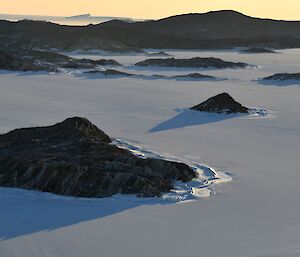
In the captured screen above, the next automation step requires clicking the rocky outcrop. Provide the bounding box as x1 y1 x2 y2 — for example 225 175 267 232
173 73 215 79
262 73 300 81
191 93 249 114
60 58 121 69
0 117 196 198
135 57 249 69
0 48 121 72
0 49 57 72
241 47 276 53
146 51 170 57
84 69 133 77
83 69 217 80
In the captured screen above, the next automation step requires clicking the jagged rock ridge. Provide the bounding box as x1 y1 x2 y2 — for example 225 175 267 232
191 93 249 114
0 117 196 198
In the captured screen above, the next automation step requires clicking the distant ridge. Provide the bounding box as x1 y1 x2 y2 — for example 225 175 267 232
1 10 300 51
66 14 92 20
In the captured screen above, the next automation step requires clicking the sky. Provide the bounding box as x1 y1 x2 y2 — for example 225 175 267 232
1 0 300 20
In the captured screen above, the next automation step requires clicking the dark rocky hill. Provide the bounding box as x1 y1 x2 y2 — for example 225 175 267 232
0 117 196 198
191 93 249 114
1 10 300 51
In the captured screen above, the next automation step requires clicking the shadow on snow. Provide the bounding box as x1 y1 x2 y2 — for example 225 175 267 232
0 187 171 241
149 109 238 133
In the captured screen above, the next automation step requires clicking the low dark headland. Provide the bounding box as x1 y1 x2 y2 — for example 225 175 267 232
0 117 196 198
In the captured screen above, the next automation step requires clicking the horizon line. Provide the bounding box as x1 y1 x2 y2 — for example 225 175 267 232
1 10 300 22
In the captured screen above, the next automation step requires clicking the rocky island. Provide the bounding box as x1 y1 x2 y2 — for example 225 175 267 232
135 57 250 69
84 69 134 77
262 73 300 81
191 93 249 114
173 73 216 80
0 117 196 198
84 69 217 80
241 47 276 53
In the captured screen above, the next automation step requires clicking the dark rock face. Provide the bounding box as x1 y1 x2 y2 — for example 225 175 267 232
0 117 196 198
191 93 249 114
262 73 300 81
135 57 249 69
0 48 121 72
242 47 276 53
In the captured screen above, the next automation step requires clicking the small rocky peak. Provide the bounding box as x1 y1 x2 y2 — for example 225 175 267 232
191 93 249 114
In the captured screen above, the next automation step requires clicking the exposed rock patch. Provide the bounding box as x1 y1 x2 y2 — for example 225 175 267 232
0 48 121 72
83 69 217 80
0 117 196 198
241 47 276 53
0 49 57 72
191 93 249 114
262 73 300 81
84 69 134 77
135 57 250 69
173 73 216 80
146 51 170 57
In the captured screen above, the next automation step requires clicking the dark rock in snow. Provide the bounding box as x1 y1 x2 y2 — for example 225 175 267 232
0 117 196 198
241 47 276 53
262 73 300 81
147 51 171 57
0 49 57 72
173 73 215 80
84 69 134 77
191 93 249 114
135 57 250 69
0 48 121 72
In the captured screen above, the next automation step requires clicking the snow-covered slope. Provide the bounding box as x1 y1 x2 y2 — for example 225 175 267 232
0 49 300 257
